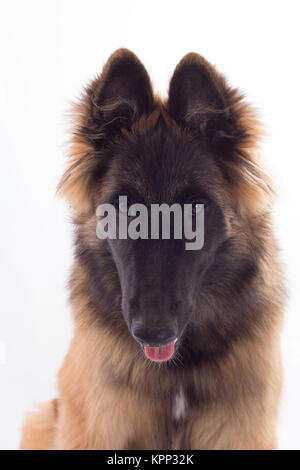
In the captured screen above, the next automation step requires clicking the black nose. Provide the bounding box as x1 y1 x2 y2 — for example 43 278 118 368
131 321 177 346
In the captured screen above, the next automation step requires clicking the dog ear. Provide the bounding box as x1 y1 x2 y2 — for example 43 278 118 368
58 49 154 215
168 53 272 216
167 53 236 146
87 48 155 143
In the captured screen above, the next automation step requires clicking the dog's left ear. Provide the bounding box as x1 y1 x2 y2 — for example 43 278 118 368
167 53 237 148
168 53 272 216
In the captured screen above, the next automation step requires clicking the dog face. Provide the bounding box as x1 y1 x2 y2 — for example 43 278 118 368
59 49 270 362
98 125 229 361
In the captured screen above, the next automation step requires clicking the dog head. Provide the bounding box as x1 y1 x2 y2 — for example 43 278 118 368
59 49 271 362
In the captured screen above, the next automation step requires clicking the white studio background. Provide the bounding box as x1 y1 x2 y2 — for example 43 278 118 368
0 0 299 450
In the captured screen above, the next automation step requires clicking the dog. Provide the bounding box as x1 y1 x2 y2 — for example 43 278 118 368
20 49 284 450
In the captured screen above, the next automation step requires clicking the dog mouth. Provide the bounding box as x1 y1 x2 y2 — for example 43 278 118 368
143 338 177 362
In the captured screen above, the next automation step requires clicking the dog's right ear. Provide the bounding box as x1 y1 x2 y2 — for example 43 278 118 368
58 49 154 214
87 48 155 142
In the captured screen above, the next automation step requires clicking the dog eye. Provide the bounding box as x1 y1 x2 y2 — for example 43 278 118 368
118 201 128 214
113 198 126 213
114 198 134 216
192 202 204 216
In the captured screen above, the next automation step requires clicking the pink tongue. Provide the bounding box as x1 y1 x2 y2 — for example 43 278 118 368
144 340 175 362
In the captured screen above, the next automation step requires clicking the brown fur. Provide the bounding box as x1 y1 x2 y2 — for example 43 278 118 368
20 49 284 450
